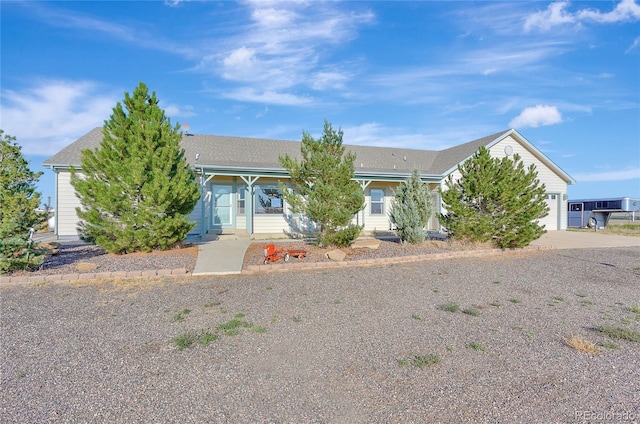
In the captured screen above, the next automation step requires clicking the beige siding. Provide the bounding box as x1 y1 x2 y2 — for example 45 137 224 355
364 184 391 232
188 202 204 235
254 216 289 234
489 136 567 230
56 171 82 238
440 136 568 231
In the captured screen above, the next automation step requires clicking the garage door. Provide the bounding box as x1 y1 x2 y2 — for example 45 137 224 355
539 194 559 230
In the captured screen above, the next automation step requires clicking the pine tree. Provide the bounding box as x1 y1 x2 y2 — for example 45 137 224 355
279 120 364 247
70 82 200 254
439 146 548 248
389 169 432 244
0 130 45 273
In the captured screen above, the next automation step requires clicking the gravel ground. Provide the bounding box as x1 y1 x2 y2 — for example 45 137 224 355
242 237 491 269
6 242 199 276
2 247 640 423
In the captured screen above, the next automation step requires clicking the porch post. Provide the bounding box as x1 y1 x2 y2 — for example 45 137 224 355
240 176 259 235
358 179 371 230
200 169 215 237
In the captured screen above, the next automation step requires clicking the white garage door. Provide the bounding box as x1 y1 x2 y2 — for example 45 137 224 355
539 194 559 230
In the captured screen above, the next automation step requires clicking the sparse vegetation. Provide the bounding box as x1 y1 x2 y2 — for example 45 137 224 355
172 331 199 350
596 326 640 343
412 354 442 369
397 359 409 367
597 340 619 350
468 342 485 351
509 298 522 304
218 318 252 336
564 335 602 354
171 311 264 350
172 308 191 322
490 301 502 307
438 301 460 313
412 314 422 320
462 307 481 317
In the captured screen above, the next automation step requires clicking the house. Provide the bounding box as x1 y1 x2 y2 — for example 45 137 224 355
43 127 574 240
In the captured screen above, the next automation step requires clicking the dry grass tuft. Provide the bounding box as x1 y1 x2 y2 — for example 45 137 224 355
563 335 602 354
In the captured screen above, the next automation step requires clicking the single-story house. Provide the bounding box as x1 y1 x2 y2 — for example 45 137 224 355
43 127 575 240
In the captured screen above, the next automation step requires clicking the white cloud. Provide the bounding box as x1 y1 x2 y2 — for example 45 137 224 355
572 168 640 182
524 2 575 32
626 36 640 52
209 1 375 102
525 0 640 32
162 103 196 119
0 80 117 156
221 87 313 106
509 105 563 128
340 122 468 150
577 0 640 24
310 70 350 90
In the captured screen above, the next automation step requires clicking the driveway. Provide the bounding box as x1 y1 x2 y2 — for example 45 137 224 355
530 230 640 249
2 246 639 423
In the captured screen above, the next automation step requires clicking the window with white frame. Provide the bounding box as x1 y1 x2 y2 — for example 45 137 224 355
255 184 283 214
237 187 245 215
370 188 384 215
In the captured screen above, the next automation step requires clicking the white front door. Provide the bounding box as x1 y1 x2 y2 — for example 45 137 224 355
212 184 232 228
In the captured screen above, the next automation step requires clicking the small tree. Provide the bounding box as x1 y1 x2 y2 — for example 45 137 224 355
0 130 45 273
71 82 200 254
389 169 432 244
279 120 364 247
439 146 548 248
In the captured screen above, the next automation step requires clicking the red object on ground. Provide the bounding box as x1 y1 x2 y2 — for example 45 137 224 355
262 244 307 264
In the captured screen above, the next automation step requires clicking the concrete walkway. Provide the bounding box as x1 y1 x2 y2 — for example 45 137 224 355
192 235 252 276
530 230 640 249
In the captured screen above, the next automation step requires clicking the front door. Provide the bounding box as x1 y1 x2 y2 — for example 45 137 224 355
212 184 232 228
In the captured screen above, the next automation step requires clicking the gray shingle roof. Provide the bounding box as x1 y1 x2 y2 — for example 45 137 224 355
43 127 513 178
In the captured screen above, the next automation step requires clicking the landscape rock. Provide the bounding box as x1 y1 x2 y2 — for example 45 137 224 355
325 249 346 261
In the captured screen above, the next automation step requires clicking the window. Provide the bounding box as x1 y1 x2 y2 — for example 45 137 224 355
370 188 384 215
546 194 557 200
255 184 283 214
570 203 582 212
237 187 245 215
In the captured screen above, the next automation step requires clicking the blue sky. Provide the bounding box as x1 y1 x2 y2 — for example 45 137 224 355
1 0 639 207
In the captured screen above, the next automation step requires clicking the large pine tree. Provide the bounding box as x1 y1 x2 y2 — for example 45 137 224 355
389 169 432 244
439 146 548 248
279 120 364 247
70 82 200 253
0 130 45 272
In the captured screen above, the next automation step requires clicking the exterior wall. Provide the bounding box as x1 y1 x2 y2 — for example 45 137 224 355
488 135 568 230
439 135 569 231
363 184 392 232
55 171 83 238
251 177 290 235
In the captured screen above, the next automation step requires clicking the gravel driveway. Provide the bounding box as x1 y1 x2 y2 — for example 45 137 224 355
2 247 639 423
